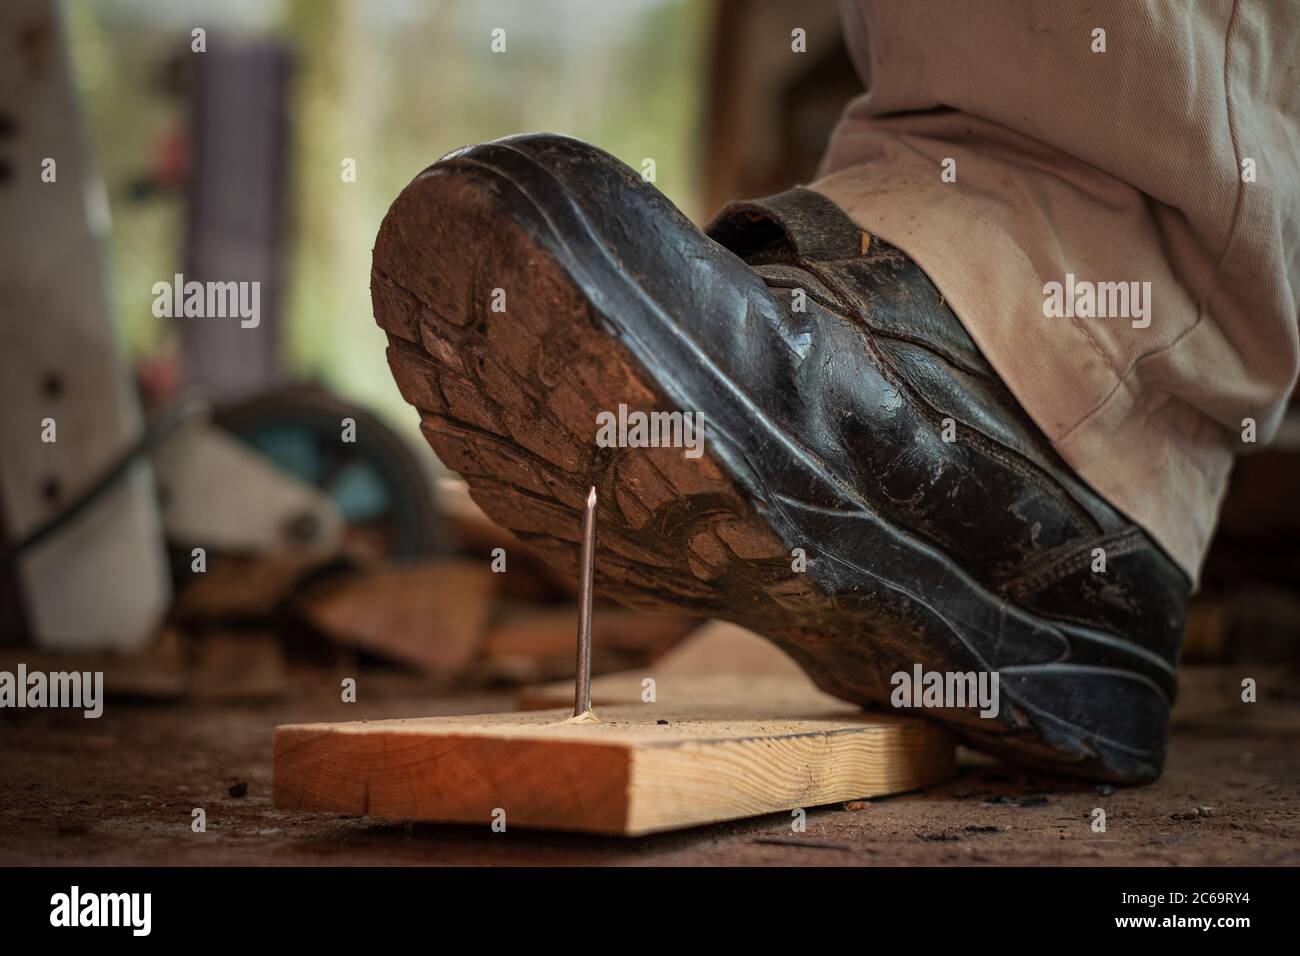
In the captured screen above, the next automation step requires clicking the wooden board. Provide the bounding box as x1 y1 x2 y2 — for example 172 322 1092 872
273 703 955 835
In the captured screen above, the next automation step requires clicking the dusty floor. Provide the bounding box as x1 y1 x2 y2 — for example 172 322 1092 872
2 674 1297 866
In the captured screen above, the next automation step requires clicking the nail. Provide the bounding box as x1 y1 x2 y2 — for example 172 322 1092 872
574 485 597 719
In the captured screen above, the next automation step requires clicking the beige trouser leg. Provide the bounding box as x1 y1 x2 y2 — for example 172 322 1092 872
812 0 1299 582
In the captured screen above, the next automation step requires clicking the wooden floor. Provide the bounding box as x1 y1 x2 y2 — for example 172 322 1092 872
2 671 1297 866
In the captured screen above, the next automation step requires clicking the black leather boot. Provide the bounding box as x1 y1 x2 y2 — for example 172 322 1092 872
372 134 1190 783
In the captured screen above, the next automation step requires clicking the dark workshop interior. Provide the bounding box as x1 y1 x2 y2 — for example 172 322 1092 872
0 0 1297 880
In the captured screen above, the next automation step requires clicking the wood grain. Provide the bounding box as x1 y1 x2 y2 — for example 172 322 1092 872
273 703 955 835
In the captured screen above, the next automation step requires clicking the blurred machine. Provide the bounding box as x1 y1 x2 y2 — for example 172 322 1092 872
215 386 438 561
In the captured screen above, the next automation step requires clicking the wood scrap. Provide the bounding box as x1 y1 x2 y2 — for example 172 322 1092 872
642 619 807 677
188 631 289 701
295 559 494 678
516 619 832 710
480 605 698 683
173 553 332 624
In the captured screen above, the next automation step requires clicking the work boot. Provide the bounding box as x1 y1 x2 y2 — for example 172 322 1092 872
371 133 1190 783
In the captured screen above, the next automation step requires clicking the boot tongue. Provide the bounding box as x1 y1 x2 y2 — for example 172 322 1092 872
706 187 866 264
711 189 1000 385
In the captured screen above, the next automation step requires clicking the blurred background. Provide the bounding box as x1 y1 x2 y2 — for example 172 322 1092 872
74 0 713 421
0 0 1295 717
68 0 855 422
0 0 862 697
